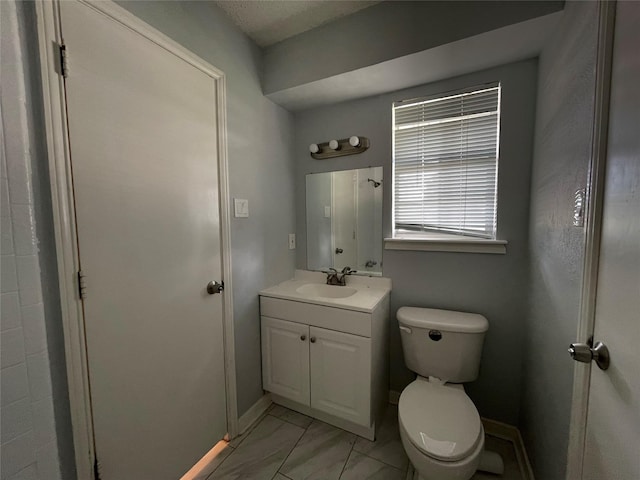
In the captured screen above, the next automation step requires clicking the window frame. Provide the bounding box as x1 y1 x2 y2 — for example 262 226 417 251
387 82 507 254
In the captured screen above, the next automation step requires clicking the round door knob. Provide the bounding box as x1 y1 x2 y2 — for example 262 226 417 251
568 341 610 370
568 343 593 363
310 337 316 343
300 335 306 341
206 280 224 295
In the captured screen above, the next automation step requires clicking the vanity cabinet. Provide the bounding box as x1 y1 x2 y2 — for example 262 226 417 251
261 317 310 406
261 317 371 426
259 290 389 440
309 326 371 426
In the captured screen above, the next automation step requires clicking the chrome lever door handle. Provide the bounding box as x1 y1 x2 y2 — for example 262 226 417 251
206 280 224 295
568 341 610 370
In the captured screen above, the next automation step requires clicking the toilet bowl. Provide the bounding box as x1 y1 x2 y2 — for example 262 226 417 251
398 377 484 480
396 307 501 480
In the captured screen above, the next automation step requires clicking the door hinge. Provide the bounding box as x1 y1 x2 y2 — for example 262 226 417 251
77 270 87 299
59 43 68 78
573 188 586 227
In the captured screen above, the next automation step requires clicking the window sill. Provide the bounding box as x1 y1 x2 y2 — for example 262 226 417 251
384 236 507 254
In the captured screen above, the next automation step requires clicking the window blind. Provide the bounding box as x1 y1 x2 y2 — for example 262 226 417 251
393 85 501 239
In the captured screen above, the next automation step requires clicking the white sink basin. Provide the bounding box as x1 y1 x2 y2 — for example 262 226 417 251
296 283 358 299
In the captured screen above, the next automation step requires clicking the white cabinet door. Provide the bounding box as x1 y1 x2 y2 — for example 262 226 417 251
309 327 371 426
261 317 310 405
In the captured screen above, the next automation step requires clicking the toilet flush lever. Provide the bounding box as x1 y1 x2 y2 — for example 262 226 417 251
568 341 610 370
399 326 412 334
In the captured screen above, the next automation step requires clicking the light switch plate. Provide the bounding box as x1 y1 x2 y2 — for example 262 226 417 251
288 233 296 250
324 206 331 218
234 198 249 218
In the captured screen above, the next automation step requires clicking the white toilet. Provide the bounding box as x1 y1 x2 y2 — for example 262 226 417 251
397 307 502 480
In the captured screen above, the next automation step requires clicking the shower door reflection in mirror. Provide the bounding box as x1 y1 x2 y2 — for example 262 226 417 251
306 167 383 275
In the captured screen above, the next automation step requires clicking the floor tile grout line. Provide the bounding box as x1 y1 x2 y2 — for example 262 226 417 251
336 441 356 479
275 417 317 477
268 406 408 479
364 456 405 473
352 446 408 472
272 472 294 480
207 413 306 480
267 412 313 431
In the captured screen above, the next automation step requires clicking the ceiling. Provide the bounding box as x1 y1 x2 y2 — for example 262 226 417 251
213 0 381 47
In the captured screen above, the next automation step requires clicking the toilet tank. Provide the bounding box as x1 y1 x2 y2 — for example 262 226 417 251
397 307 489 383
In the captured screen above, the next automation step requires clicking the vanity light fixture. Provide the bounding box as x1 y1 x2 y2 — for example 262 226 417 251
309 136 370 160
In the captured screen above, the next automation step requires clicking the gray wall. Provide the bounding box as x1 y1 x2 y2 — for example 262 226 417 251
1 1 74 478
294 59 538 425
521 2 598 479
264 1 562 95
114 1 297 417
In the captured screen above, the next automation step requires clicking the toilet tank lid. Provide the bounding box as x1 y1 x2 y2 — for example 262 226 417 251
397 307 488 333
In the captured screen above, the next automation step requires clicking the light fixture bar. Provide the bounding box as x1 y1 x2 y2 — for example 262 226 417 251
309 136 370 160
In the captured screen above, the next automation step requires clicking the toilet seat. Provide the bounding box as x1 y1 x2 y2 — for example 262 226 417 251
398 379 482 462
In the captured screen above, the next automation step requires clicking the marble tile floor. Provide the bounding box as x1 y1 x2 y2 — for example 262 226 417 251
197 404 523 480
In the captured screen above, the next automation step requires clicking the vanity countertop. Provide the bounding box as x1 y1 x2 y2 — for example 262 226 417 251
260 270 392 313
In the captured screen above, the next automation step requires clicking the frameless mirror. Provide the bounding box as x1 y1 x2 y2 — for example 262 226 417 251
306 167 383 275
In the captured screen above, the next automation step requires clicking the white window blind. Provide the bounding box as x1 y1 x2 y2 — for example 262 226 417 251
393 84 501 239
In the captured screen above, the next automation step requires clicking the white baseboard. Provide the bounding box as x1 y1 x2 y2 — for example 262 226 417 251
238 393 272 434
481 418 535 480
388 390 401 405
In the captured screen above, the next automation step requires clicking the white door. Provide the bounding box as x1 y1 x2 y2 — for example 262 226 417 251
582 2 640 479
261 317 310 405
310 327 370 426
332 170 358 269
60 2 227 478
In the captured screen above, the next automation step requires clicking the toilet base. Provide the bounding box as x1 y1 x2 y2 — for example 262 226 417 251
408 449 505 480
478 450 504 475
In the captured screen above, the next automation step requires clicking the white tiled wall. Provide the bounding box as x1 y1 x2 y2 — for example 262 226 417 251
0 1 62 479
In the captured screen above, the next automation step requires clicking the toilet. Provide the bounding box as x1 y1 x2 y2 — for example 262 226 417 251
397 307 503 480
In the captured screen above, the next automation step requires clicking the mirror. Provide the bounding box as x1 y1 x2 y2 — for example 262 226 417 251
306 167 383 275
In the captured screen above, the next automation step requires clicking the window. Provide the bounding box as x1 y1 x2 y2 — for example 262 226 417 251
392 84 501 241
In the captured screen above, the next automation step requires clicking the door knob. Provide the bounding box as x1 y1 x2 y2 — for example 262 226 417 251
310 337 316 343
206 280 224 295
335 248 344 254
568 341 610 370
300 335 306 341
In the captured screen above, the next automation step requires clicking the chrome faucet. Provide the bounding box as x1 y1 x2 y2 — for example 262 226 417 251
326 267 356 286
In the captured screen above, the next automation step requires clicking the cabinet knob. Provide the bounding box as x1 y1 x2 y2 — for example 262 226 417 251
310 337 316 343
300 335 306 341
